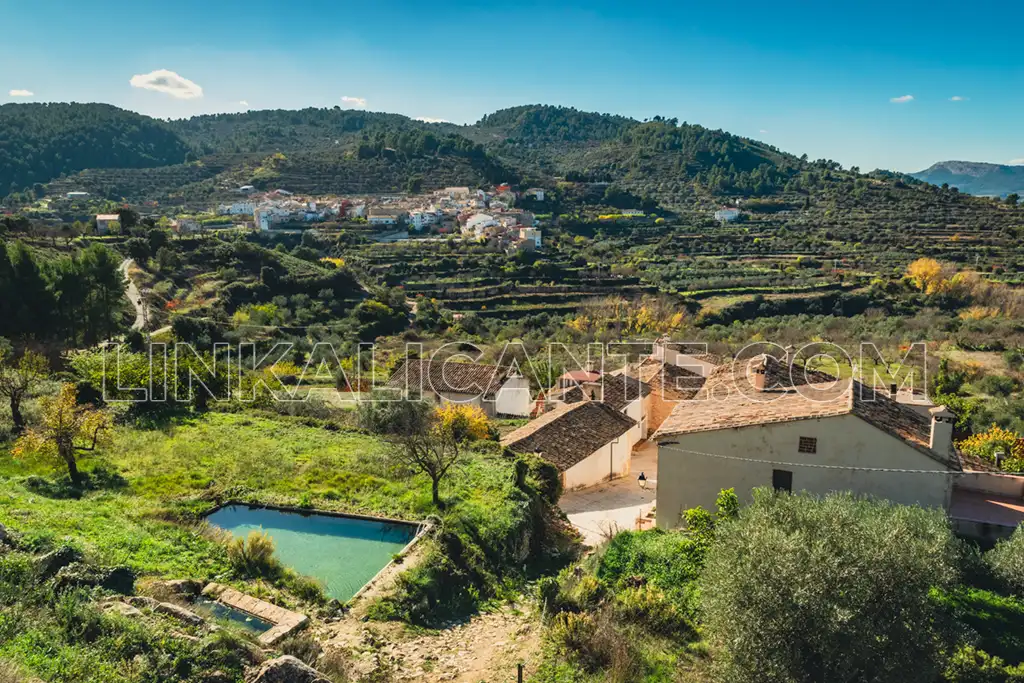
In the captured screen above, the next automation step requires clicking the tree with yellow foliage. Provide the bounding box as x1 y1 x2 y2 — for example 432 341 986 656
905 258 951 295
13 383 112 486
956 424 1024 472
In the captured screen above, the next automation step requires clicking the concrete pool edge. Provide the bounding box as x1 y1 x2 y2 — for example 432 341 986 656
202 582 309 645
349 516 433 604
203 500 426 531
202 500 435 605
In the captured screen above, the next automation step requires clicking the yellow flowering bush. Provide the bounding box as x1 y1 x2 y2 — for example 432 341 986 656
956 424 1024 472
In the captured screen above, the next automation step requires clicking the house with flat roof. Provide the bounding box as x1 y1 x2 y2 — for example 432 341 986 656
94 214 120 235
652 354 960 528
503 401 637 490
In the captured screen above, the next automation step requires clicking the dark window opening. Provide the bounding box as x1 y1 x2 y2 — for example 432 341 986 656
798 436 817 454
773 469 793 493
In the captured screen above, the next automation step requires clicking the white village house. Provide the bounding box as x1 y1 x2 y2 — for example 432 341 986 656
549 373 653 448
503 401 637 490
652 355 961 528
385 359 531 418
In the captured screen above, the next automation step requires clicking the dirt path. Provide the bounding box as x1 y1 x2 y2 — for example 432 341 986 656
119 258 147 331
321 600 543 682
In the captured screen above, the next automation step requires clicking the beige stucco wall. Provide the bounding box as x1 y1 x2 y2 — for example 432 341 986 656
655 414 954 529
563 434 632 490
623 398 646 446
956 472 1024 498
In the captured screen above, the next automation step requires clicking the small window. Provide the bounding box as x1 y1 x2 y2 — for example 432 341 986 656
798 436 817 454
773 469 793 493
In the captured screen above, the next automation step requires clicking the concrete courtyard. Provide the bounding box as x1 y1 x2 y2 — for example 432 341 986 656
560 441 658 546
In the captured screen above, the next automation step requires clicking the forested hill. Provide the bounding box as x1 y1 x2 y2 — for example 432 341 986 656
0 103 191 195
2 101 1009 211
911 161 1024 198
168 107 459 155
473 104 637 143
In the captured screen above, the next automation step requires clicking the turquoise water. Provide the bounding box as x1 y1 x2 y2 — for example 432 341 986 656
206 505 418 601
193 598 273 634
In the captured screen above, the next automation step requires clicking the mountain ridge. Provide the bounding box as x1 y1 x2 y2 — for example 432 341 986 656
911 160 1024 197
0 102 1013 212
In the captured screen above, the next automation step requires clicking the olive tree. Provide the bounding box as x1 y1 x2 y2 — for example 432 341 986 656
988 524 1024 596
358 394 489 507
701 489 959 683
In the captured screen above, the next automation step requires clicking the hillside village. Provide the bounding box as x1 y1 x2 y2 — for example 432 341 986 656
69 184 547 253
383 343 1024 546
2 102 1024 683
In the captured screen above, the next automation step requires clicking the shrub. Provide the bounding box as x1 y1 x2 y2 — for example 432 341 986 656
957 425 1024 472
980 375 1021 399
537 576 563 616
279 634 323 666
613 585 693 638
988 526 1024 596
53 589 105 643
569 575 606 610
597 529 705 611
549 612 602 668
548 610 639 679
226 530 281 578
285 571 328 605
701 489 960 683
944 646 1024 683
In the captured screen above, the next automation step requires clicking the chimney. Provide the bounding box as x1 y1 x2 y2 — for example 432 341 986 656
751 355 768 392
889 383 898 398
929 405 955 455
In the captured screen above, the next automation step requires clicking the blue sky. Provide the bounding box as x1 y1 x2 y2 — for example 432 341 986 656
3 0 1023 172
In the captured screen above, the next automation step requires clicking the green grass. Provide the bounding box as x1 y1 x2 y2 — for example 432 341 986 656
0 409 555 680
935 587 1024 665
0 411 510 580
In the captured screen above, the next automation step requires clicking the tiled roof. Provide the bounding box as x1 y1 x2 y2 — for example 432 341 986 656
559 370 601 382
654 355 958 469
551 373 651 412
386 359 511 398
628 358 705 399
502 401 636 472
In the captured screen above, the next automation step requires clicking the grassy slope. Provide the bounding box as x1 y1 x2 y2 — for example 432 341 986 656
0 412 506 579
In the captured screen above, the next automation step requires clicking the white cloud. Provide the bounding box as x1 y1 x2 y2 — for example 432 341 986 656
341 96 367 108
8 89 33 97
1008 159 1024 166
415 116 450 123
949 95 967 101
759 129 768 134
890 94 914 103
239 100 249 107
129 69 203 99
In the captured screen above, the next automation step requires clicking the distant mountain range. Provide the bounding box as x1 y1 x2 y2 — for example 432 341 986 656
910 161 1024 198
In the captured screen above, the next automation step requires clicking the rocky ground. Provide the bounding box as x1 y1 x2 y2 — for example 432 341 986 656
319 599 543 682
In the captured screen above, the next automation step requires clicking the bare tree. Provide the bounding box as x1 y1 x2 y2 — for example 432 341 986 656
358 396 489 507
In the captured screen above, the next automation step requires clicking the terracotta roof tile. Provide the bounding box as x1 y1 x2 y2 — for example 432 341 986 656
386 359 511 398
550 373 651 412
502 401 636 471
628 358 705 399
654 355 958 469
